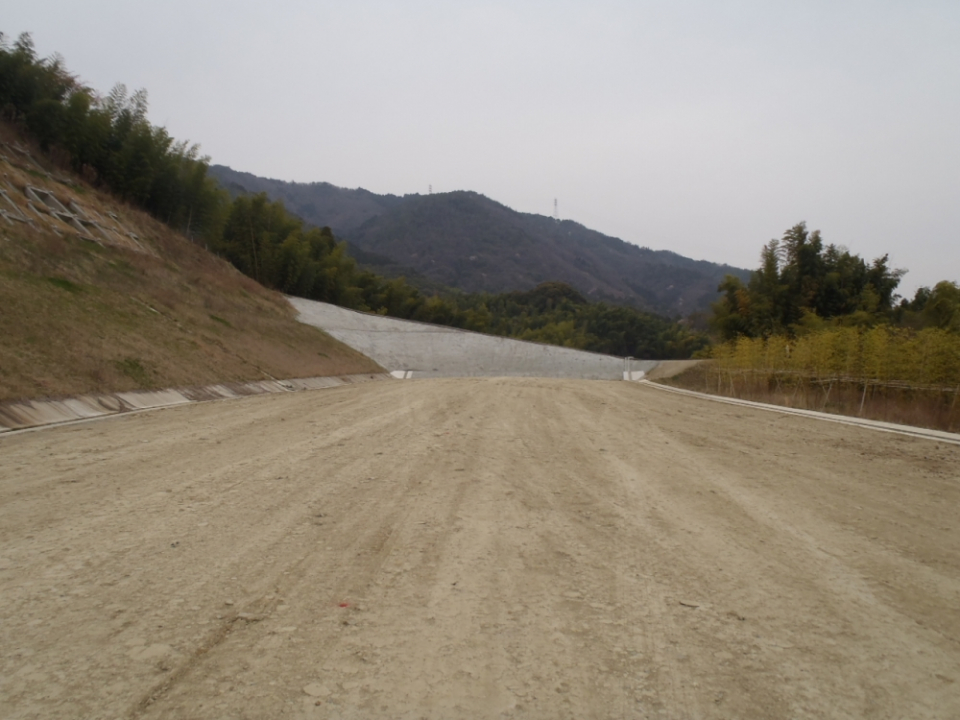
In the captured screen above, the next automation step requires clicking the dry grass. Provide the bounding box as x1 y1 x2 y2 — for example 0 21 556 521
664 361 960 434
0 127 382 402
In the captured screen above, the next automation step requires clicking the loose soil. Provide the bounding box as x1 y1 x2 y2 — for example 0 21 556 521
1 378 958 719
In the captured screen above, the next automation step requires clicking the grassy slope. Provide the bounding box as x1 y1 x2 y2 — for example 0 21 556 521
0 130 382 402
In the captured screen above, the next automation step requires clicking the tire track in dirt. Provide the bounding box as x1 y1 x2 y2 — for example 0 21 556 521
129 383 465 717
527 381 702 718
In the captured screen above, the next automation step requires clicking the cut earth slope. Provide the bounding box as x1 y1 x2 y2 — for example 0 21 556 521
0 126 382 402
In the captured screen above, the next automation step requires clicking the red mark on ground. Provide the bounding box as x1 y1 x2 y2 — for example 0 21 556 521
339 602 350 608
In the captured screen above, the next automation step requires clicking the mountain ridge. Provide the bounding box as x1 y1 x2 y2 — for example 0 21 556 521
209 165 749 316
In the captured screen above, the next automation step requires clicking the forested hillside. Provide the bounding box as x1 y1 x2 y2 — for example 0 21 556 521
1 33 706 361
212 164 403 234
346 191 748 316
211 194 707 359
209 166 750 316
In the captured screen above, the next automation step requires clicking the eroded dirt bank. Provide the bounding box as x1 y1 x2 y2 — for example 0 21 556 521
1 378 958 719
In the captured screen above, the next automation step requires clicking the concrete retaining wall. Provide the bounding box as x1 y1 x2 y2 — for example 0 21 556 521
289 297 659 380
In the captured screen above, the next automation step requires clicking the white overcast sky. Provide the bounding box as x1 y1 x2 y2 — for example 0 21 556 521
7 1 959 295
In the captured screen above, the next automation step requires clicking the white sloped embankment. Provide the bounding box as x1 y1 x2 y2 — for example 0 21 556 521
287 296 657 380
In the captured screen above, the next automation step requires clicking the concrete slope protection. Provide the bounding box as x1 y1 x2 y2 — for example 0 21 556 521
2 378 958 719
0 374 391 434
289 296 656 380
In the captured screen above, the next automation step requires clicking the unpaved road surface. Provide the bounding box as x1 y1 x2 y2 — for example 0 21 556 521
1 378 958 719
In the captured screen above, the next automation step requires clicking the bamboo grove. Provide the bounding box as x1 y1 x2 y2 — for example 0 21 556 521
704 221 960 429
714 328 960 391
704 328 960 431
708 221 960 387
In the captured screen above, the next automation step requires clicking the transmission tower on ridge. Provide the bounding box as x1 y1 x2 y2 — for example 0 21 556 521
553 198 559 223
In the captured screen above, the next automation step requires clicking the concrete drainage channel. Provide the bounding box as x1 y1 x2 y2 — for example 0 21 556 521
0 374 391 435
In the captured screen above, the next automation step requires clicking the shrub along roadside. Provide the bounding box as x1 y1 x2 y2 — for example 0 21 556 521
667 328 960 432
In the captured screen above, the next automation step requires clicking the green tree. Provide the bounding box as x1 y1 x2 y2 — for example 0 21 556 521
711 222 906 340
923 281 960 331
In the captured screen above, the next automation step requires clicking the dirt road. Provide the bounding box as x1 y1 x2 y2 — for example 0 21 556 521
1 378 958 719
